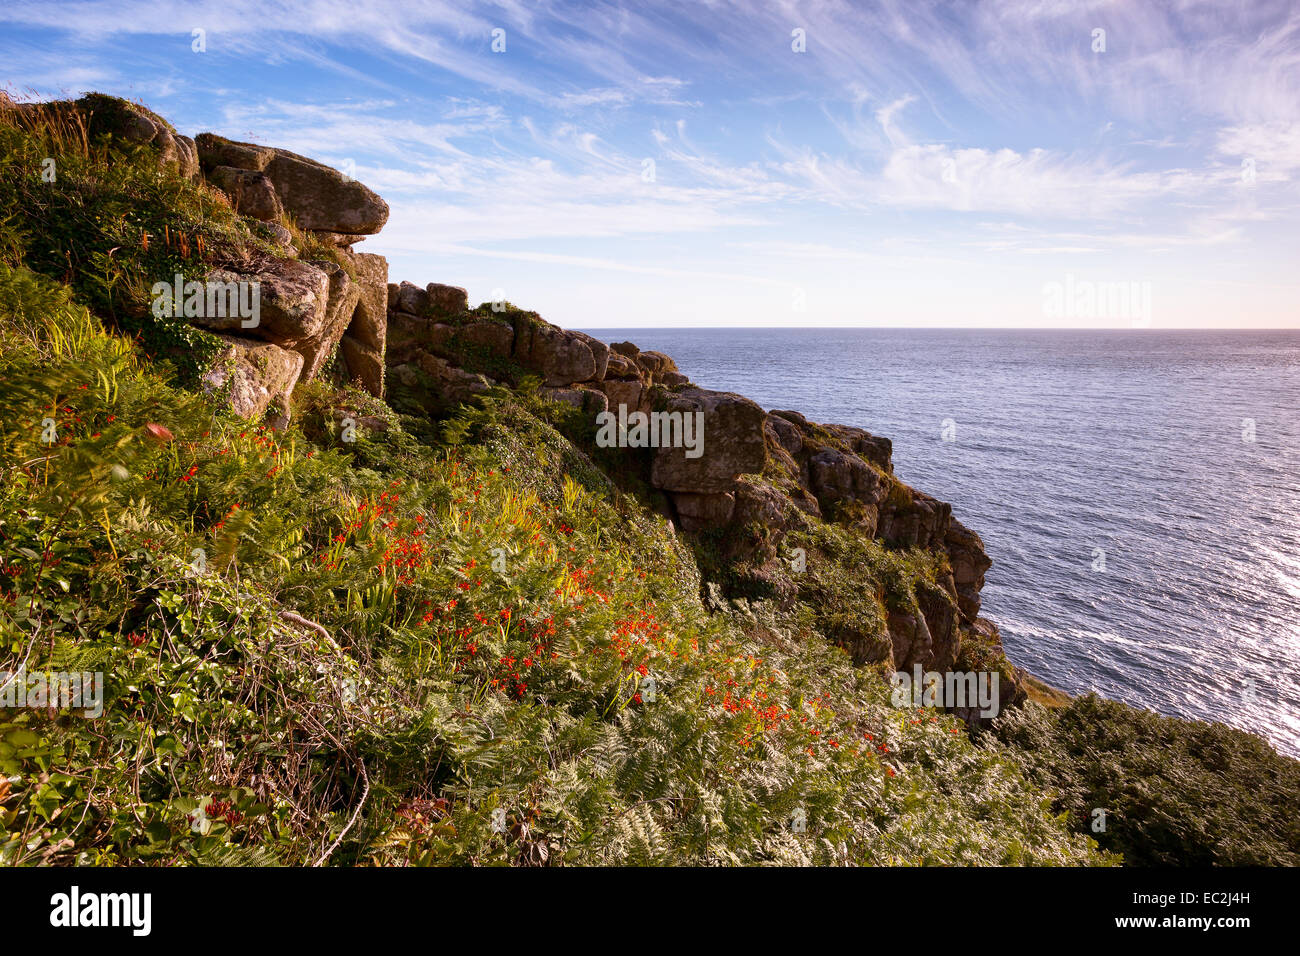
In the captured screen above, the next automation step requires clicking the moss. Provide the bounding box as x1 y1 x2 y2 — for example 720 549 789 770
885 478 914 508
76 92 180 136
440 334 528 384
468 300 538 323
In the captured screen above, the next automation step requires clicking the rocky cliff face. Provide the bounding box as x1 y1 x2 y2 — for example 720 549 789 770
61 99 1020 723
374 286 1020 717
8 96 396 423
188 133 391 418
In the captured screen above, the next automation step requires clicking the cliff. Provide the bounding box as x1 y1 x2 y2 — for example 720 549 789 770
377 286 1022 721
1 92 1296 867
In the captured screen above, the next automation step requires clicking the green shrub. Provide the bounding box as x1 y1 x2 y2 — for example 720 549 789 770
993 694 1300 865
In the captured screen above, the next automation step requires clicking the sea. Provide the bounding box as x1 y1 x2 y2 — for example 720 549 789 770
580 328 1300 758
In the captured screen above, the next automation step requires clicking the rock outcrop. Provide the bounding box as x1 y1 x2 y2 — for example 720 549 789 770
649 389 767 494
183 133 392 409
3 93 198 180
195 134 389 234
370 284 1022 714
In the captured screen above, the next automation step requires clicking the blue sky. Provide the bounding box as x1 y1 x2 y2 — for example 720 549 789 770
4 0 1299 327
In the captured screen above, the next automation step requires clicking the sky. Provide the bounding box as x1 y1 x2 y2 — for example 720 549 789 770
3 0 1299 328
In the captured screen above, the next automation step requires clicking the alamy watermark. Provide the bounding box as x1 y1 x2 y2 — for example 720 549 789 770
1042 273 1152 326
889 665 1000 719
50 886 150 936
594 403 704 458
2 668 104 718
151 273 260 328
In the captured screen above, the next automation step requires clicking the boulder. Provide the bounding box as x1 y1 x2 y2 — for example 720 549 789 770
426 283 468 318
765 414 803 457
263 150 389 234
886 608 933 672
201 336 303 428
769 409 810 427
916 583 960 674
878 489 952 550
649 388 767 494
513 320 597 385
808 448 886 507
207 165 282 222
573 332 609 381
195 133 275 172
194 134 389 234
672 491 736 532
598 379 646 416
605 351 640 379
339 252 388 396
391 281 467 319
190 259 330 344
824 423 893 472
249 258 331 345
805 447 887 532
945 519 992 623
394 281 430 316
733 481 813 530
635 350 676 377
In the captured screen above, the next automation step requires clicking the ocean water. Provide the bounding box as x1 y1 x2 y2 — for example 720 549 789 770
581 328 1300 758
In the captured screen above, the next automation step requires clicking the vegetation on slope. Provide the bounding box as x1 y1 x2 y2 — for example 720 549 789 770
994 695 1300 866
0 92 332 382
0 262 1113 864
